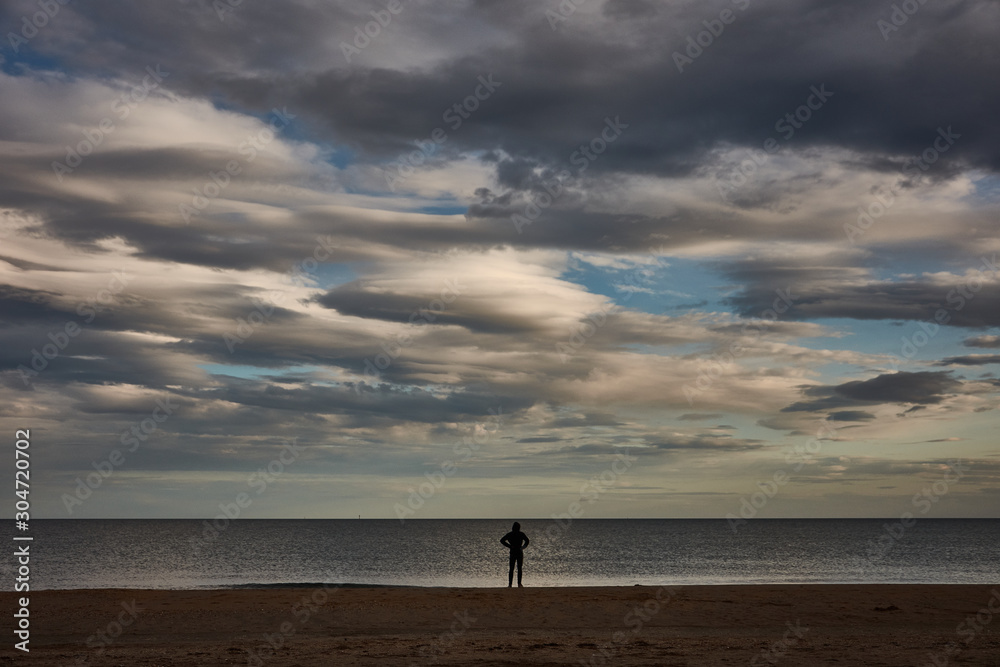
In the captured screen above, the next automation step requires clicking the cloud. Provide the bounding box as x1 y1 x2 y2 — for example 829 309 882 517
783 371 963 414
645 433 765 452
827 410 876 422
936 354 1000 366
2 0 999 519
725 256 1000 328
963 335 1000 348
836 371 961 404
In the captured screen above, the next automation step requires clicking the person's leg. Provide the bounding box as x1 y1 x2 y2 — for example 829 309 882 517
508 554 515 587
516 552 523 587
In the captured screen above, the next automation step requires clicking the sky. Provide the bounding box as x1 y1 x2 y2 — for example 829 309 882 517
1 0 998 520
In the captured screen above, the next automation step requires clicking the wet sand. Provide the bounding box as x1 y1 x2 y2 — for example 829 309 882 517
3 584 999 665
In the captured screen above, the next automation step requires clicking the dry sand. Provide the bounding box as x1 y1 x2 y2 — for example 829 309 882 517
3 584 999 666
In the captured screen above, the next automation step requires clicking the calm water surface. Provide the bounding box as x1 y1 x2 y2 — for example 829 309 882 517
14 518 1000 590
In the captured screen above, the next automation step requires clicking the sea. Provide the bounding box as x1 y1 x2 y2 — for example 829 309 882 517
12 519 1000 590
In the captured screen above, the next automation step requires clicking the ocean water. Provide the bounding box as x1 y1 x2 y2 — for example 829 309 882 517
12 519 1000 590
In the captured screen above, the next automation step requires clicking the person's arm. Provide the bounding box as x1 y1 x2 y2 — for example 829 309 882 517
500 534 511 549
522 534 530 549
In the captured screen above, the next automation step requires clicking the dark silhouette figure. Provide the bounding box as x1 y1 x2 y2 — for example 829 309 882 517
500 521 530 587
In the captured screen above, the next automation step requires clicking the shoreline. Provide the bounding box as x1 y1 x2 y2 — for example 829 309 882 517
4 584 998 665
17 581 1000 591
21 580 1000 595
22 578 1000 591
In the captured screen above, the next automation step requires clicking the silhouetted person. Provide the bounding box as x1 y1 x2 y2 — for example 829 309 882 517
500 521 530 587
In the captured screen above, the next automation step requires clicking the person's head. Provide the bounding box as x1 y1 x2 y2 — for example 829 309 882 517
512 521 520 531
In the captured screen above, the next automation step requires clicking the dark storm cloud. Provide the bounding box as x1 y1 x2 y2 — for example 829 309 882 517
0 284 69 324
0 327 205 390
783 371 961 414
2 0 995 278
10 0 1000 179
285 2 991 176
0 154 345 271
935 354 1000 366
837 371 960 403
724 256 1000 327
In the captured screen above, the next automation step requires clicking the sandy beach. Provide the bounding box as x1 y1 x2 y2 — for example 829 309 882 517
3 584 999 666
